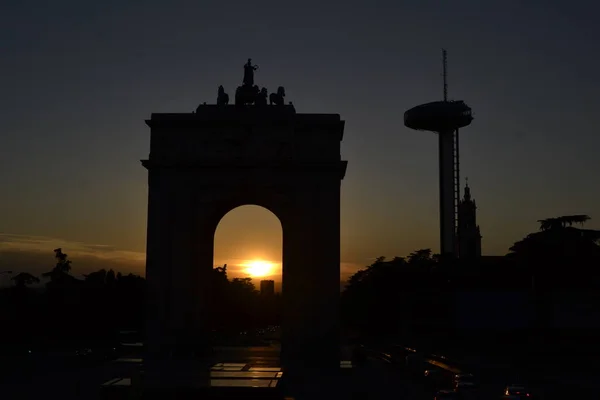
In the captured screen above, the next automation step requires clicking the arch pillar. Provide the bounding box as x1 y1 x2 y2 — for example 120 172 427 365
144 170 215 388
281 174 341 375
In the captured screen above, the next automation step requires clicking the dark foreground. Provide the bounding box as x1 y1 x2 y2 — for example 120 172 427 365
0 344 424 399
1 342 598 399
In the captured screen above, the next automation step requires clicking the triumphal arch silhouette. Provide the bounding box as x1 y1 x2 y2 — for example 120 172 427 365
142 61 347 380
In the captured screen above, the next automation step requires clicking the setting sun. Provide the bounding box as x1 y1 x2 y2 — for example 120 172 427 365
243 260 274 277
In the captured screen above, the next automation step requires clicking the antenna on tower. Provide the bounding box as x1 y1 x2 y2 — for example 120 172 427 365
442 48 448 102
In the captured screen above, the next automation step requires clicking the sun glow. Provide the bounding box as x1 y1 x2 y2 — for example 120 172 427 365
244 260 274 277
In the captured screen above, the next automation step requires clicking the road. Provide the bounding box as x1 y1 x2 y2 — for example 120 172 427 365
365 342 600 400
2 343 592 400
0 345 433 400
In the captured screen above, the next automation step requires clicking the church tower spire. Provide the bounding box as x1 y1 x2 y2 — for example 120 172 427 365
464 177 471 201
457 177 482 258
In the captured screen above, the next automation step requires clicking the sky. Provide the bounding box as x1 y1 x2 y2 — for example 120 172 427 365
1 0 599 286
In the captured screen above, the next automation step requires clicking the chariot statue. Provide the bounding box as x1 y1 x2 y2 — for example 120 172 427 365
233 59 289 107
236 59 261 105
235 84 260 106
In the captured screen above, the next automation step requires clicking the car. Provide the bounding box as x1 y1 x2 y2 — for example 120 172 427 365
453 372 477 392
434 389 461 399
504 384 531 398
453 373 474 385
424 368 450 386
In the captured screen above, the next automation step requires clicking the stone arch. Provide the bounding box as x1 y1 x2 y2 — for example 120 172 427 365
207 195 288 236
142 106 347 381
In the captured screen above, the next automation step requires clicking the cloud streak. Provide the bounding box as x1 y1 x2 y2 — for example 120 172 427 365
0 233 145 263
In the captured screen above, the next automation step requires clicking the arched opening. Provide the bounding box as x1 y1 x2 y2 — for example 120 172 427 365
211 205 282 352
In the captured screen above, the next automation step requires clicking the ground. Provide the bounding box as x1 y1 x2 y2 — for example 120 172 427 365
1 342 597 399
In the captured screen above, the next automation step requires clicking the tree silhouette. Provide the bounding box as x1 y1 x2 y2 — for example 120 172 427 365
0 248 148 351
508 214 600 330
407 248 436 266
210 265 230 331
53 248 71 272
2 213 598 367
341 249 450 341
342 248 514 348
212 264 229 288
509 215 600 274
42 248 77 287
83 269 108 287
106 269 116 288
537 215 592 231
230 277 257 296
11 272 40 288
228 277 260 329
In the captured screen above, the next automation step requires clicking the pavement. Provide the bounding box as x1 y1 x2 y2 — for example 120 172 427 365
1 355 117 399
0 344 433 400
5 342 594 400
348 354 432 400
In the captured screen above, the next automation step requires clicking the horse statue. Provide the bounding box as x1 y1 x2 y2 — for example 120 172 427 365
217 85 229 106
269 86 286 106
235 84 260 106
255 87 268 106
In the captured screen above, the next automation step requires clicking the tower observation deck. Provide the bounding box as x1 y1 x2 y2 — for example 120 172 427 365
403 50 474 258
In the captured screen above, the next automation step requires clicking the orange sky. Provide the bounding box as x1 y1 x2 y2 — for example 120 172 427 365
2 1 600 289
2 201 599 289
0 205 358 286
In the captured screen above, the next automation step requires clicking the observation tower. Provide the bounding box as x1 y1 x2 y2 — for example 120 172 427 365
404 50 473 258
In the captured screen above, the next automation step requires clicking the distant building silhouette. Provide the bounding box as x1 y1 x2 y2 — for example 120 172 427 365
260 280 275 296
457 180 482 258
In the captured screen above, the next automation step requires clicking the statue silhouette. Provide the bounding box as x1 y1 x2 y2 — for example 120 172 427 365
255 87 268 106
269 86 286 106
243 58 258 87
235 84 259 106
217 85 229 106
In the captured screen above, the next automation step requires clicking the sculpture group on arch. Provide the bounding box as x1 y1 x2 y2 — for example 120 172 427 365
216 59 287 107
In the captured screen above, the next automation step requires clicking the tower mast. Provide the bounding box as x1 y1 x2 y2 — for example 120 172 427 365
443 49 461 257
404 49 473 259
